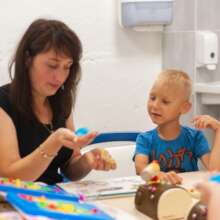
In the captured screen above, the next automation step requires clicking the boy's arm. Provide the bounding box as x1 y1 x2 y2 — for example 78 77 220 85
204 127 220 170
134 154 149 175
200 153 209 169
193 115 220 170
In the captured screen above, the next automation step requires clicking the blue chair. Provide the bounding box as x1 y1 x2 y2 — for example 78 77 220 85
62 131 140 182
90 131 140 145
82 131 140 181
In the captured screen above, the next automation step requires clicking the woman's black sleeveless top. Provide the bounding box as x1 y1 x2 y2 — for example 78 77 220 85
0 84 73 184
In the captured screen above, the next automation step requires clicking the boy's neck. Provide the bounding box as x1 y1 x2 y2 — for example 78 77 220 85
157 121 181 140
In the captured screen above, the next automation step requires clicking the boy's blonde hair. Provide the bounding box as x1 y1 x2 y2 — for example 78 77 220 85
156 69 192 100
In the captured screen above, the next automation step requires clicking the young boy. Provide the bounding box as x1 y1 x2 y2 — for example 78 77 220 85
134 69 220 184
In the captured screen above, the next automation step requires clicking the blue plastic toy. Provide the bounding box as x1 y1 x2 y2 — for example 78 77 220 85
0 177 78 201
75 127 90 136
7 192 113 220
209 174 220 184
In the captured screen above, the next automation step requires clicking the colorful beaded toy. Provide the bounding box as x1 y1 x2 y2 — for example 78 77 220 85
7 193 113 220
0 177 78 201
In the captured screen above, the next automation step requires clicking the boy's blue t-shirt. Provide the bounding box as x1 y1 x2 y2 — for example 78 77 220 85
134 126 210 172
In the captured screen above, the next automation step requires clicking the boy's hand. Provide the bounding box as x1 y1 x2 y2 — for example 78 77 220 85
192 115 220 131
158 171 182 185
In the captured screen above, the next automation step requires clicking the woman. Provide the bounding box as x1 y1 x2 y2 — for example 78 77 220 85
0 18 116 184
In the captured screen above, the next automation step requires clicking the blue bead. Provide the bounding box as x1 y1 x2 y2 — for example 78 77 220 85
75 127 89 136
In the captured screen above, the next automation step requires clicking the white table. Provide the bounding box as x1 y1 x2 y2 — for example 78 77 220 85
99 171 208 220
99 196 148 219
0 171 207 220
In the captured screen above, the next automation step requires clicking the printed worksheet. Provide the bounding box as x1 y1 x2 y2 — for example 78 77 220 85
58 176 144 199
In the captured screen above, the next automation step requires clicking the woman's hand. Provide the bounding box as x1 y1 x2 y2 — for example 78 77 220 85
192 115 220 131
74 132 98 149
158 171 183 185
62 148 117 181
83 148 117 171
46 128 98 150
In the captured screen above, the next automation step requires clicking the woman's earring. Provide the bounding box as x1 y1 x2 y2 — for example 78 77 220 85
61 85 65 90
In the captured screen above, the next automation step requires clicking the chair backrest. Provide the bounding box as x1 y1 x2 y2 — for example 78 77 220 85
82 131 140 181
90 132 140 144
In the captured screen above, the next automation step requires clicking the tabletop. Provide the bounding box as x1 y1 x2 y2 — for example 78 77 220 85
99 171 208 220
0 171 209 220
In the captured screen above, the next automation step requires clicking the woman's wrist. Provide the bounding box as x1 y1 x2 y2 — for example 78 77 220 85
73 148 81 158
38 136 61 160
46 132 63 150
38 146 58 159
80 153 93 171
64 153 92 181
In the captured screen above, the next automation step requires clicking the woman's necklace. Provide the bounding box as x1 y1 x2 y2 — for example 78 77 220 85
42 123 54 134
34 99 54 134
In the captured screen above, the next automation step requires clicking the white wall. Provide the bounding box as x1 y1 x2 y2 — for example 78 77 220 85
0 0 162 132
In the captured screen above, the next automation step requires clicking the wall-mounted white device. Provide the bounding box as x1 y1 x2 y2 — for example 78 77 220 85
119 0 173 31
196 31 218 71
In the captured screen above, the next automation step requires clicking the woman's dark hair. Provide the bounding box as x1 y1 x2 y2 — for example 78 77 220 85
9 18 82 121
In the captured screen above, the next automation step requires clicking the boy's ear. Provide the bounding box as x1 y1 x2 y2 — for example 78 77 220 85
181 101 192 114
